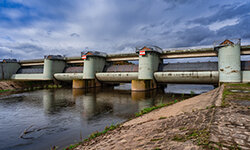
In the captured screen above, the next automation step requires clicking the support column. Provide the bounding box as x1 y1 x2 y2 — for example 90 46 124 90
131 79 157 91
43 55 66 80
72 79 85 89
131 46 162 91
72 79 101 89
216 39 241 83
72 51 106 89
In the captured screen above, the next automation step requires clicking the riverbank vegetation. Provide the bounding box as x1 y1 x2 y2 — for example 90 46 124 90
0 89 12 92
63 124 120 150
222 83 250 107
0 80 64 96
135 99 180 117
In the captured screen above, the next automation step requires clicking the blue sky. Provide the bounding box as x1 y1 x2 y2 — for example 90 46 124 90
0 0 250 60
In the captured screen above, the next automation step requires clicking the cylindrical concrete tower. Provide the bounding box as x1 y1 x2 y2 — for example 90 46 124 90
138 52 161 79
43 55 66 80
83 56 106 79
216 39 241 83
131 46 162 91
72 51 107 89
83 57 96 79
137 46 162 80
43 59 54 79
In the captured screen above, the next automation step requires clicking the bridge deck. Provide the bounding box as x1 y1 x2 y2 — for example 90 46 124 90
19 45 250 66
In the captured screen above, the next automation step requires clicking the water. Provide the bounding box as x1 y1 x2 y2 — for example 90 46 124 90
0 84 214 150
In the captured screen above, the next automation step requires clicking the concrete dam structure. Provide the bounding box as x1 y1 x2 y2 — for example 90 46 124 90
1 40 250 91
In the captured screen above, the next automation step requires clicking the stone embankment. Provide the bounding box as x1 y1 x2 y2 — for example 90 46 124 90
0 80 25 91
75 84 250 150
0 80 58 95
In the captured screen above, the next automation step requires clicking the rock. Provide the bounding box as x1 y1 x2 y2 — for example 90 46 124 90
210 134 219 143
234 138 245 145
232 133 247 140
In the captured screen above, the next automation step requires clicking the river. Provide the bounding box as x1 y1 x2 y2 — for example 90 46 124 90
0 84 214 150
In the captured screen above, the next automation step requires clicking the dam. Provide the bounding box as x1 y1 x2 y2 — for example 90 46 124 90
1 40 250 91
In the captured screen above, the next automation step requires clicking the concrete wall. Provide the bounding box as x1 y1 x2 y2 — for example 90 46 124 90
54 73 83 81
154 71 219 84
11 74 45 81
242 71 250 83
0 63 20 80
96 72 138 82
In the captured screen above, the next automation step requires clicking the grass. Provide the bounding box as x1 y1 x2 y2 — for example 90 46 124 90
190 91 195 96
84 124 119 142
0 89 12 93
172 134 185 142
63 143 81 150
225 83 250 87
63 124 120 150
172 128 210 146
23 84 62 92
181 93 185 97
208 142 243 150
135 99 180 117
206 105 216 109
159 117 167 120
150 138 163 141
222 87 233 107
47 84 62 89
222 83 250 107
179 127 187 131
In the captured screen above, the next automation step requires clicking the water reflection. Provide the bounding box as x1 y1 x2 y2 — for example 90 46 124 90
43 89 75 113
131 91 155 110
0 85 213 150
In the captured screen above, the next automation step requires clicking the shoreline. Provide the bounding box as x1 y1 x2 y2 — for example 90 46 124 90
0 80 63 96
68 83 249 150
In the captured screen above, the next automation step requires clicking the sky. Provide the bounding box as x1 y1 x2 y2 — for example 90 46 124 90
0 0 250 60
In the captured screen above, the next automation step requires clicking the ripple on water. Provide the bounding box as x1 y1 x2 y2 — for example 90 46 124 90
0 85 214 150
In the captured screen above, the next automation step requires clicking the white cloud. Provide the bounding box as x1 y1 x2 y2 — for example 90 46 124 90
1 8 23 19
0 0 249 60
208 18 239 31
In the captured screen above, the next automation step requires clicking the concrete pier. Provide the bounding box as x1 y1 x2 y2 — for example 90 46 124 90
131 46 162 91
72 51 106 89
131 80 157 91
72 79 101 89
